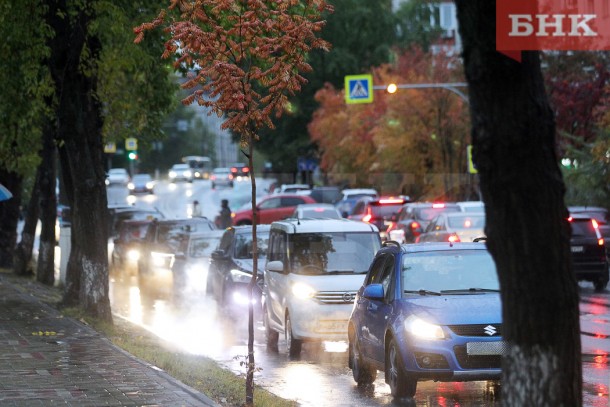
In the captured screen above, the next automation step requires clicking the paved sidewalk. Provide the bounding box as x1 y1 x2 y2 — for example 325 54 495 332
0 274 219 406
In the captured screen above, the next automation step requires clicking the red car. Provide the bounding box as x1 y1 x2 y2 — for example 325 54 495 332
231 193 316 225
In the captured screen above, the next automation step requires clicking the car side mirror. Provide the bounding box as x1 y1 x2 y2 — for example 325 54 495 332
266 260 285 274
363 284 384 300
211 249 228 260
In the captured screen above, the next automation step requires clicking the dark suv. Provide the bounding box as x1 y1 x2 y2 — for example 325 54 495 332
569 215 609 292
137 217 216 297
208 225 271 320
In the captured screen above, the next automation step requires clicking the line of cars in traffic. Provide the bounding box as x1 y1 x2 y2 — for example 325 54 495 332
107 183 608 400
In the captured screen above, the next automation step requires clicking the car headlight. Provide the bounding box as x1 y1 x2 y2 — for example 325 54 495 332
184 170 192 177
292 282 316 299
404 315 446 339
146 182 154 189
230 269 253 284
127 249 140 261
232 290 255 305
105 179 110 186
127 183 135 190
169 171 176 178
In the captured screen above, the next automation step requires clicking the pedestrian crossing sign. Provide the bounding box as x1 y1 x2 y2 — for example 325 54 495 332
345 74 373 104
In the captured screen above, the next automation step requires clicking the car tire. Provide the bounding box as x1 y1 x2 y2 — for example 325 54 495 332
349 330 377 385
265 307 279 351
236 220 252 226
285 313 302 358
386 338 417 398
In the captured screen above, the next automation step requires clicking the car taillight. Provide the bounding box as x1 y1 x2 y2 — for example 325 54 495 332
410 221 420 230
386 221 396 232
432 203 445 208
362 207 373 223
598 238 604 246
242 167 249 173
229 174 234 180
231 167 237 173
210 175 216 180
592 219 599 229
448 234 460 243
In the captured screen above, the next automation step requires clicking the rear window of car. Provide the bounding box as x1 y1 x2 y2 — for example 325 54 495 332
414 206 461 221
189 237 219 258
370 203 404 218
301 208 341 218
570 219 596 237
447 214 486 229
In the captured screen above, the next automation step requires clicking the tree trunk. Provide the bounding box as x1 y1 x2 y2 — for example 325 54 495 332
454 1 582 406
47 0 112 322
246 139 257 407
0 169 22 269
36 127 57 286
14 171 41 276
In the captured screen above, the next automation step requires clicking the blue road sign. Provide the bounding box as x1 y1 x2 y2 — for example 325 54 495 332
345 74 374 104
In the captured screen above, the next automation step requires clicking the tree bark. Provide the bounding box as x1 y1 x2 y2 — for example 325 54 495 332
36 126 57 286
46 0 112 322
454 1 582 406
14 171 41 276
0 169 22 269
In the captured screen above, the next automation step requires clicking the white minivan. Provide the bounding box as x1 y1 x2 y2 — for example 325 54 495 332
263 218 382 357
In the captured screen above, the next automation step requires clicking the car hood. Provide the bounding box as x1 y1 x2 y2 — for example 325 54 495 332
232 258 266 275
401 293 501 325
290 273 367 292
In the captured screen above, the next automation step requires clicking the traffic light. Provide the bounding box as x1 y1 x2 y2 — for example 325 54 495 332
128 151 138 160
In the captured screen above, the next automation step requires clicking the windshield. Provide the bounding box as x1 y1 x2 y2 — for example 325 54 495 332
402 250 498 295
189 237 218 258
414 206 461 221
289 232 381 275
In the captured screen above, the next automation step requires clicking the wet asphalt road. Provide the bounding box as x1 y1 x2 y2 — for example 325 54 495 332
105 180 610 406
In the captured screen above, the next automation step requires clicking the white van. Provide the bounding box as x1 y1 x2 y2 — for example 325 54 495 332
263 218 381 357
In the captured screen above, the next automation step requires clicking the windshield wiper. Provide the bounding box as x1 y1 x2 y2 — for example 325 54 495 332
404 289 442 296
325 269 355 275
441 288 500 294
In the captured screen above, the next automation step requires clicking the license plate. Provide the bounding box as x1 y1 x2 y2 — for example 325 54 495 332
315 320 347 333
571 246 584 253
467 341 507 356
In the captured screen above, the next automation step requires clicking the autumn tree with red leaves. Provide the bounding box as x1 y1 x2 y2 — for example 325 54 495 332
309 48 470 199
134 1 331 404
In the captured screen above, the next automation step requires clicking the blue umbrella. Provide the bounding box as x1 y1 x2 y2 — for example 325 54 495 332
0 183 13 201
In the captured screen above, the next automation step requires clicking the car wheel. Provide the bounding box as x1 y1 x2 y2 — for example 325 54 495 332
349 329 377 385
285 313 302 358
386 338 416 398
237 220 252 226
593 279 608 292
265 307 279 351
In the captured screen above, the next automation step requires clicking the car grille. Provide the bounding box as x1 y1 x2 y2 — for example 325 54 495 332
314 291 357 304
454 345 503 369
448 324 502 337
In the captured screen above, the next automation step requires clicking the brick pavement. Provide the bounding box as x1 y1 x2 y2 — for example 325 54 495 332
0 273 219 407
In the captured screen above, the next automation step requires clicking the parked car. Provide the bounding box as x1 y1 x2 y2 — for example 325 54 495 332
128 174 155 194
210 167 234 189
171 229 225 302
264 218 382 357
168 163 193 183
348 196 409 241
569 215 609 291
335 188 379 218
274 184 311 194
230 163 250 181
231 193 316 226
111 219 152 276
291 203 342 219
105 168 130 186
137 217 217 297
348 240 503 398
417 212 486 243
208 225 271 319
387 202 462 243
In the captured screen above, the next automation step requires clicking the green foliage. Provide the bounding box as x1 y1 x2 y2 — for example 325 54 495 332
562 131 610 209
394 0 444 51
0 0 53 176
96 0 177 145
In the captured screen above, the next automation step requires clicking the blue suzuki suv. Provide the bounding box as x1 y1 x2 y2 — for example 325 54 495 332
348 240 504 398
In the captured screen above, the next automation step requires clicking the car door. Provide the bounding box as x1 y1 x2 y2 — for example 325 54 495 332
265 230 288 329
257 197 282 224
357 254 394 361
366 254 396 363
